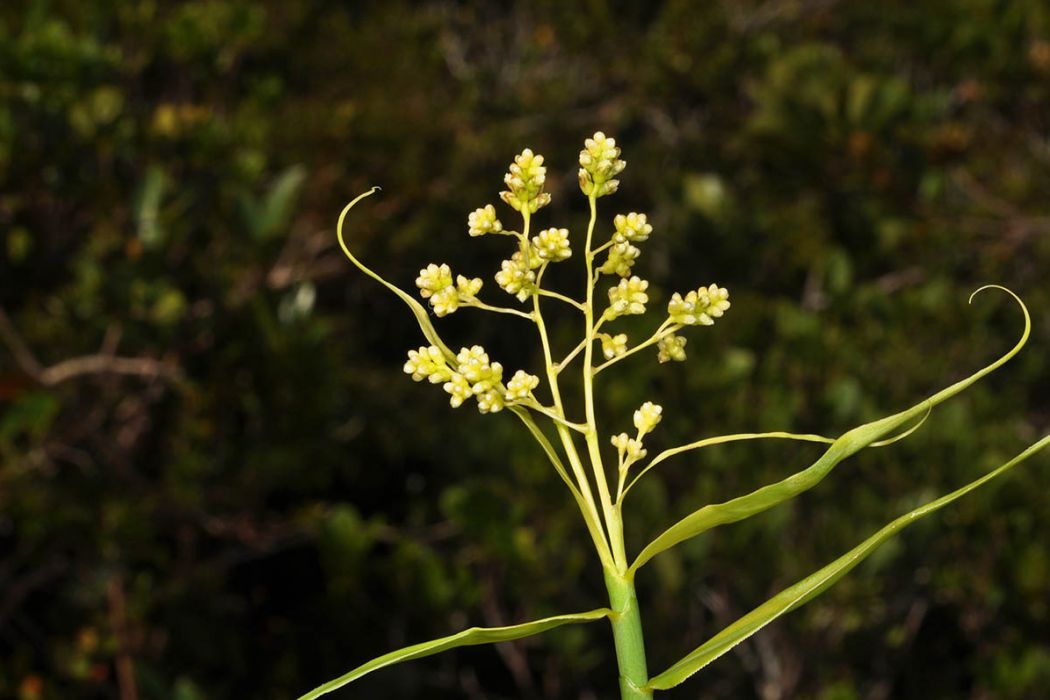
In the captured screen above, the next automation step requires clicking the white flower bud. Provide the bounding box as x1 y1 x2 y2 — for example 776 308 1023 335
476 390 505 414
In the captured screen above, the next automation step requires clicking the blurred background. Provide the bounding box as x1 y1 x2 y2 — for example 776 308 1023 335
1 1 1049 698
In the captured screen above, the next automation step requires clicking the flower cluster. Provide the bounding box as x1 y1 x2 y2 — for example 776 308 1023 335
605 276 649 319
403 344 538 415
531 227 572 262
599 242 640 277
612 213 652 243
657 333 688 363
633 401 663 437
404 345 453 384
611 432 647 462
495 251 540 301
599 332 628 360
579 132 626 198
506 369 540 400
667 284 731 326
416 263 483 317
501 148 551 214
468 204 504 237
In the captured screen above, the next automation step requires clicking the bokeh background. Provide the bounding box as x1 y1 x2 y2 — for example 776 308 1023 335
2 1 1050 698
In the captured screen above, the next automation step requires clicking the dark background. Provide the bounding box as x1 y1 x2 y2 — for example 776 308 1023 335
1 1 1049 698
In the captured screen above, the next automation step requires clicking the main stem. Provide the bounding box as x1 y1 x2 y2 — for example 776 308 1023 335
581 194 651 697
605 570 652 699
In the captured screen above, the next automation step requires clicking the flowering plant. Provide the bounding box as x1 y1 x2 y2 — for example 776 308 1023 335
299 134 1048 699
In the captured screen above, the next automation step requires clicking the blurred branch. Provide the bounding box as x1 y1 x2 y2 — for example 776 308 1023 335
107 577 139 700
0 306 182 386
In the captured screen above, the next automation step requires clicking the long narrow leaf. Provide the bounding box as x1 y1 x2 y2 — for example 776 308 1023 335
298 608 611 699
646 434 1050 691
336 188 455 360
630 286 1029 573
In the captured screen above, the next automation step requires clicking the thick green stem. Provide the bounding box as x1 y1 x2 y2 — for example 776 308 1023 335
604 570 652 699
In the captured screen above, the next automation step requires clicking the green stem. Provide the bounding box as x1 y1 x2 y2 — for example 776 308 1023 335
604 570 652 699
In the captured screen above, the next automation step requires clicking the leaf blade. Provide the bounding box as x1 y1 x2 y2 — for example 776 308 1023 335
646 434 1050 691
336 188 455 360
630 286 1029 573
297 608 611 699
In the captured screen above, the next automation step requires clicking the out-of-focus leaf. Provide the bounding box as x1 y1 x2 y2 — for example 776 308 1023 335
241 164 306 240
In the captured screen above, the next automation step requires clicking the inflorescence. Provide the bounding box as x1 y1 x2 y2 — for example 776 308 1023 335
403 133 731 421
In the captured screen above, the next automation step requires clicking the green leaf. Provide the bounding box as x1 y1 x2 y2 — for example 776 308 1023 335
136 165 169 250
336 188 454 360
296 609 611 699
630 286 1029 573
646 434 1050 691
241 164 306 240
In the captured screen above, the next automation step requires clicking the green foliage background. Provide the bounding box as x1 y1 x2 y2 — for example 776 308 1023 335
1 1 1049 698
